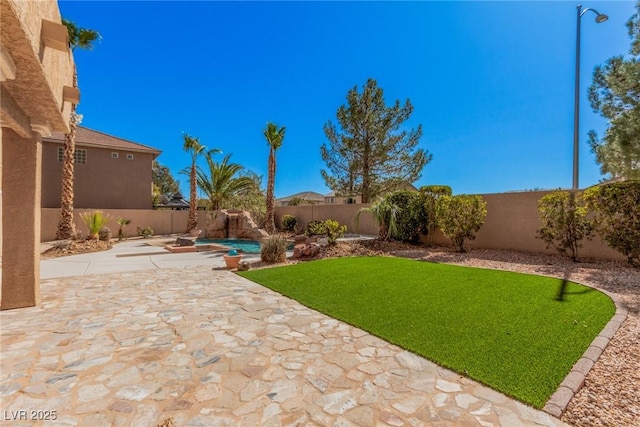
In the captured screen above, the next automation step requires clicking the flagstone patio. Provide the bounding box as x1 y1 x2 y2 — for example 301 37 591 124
0 266 568 426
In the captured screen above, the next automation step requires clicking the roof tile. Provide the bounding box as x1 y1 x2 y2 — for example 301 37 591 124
43 126 160 156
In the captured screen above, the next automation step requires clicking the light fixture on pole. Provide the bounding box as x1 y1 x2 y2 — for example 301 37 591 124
573 4 607 190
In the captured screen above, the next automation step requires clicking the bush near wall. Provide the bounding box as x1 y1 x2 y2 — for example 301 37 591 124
435 194 487 252
385 191 428 243
536 191 594 262
274 190 624 261
281 214 297 232
584 181 640 266
420 185 452 245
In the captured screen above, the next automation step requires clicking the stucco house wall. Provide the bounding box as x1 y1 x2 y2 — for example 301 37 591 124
1 0 74 309
41 127 160 209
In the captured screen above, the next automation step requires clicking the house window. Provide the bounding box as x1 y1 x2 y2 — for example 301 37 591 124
76 149 87 164
57 147 87 164
111 152 119 159
325 197 335 204
127 154 134 160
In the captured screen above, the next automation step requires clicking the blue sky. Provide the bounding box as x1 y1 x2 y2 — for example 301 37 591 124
59 1 637 197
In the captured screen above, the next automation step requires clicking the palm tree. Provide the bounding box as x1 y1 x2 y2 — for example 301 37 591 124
356 198 400 241
196 153 255 211
182 134 220 232
55 19 100 240
263 122 286 234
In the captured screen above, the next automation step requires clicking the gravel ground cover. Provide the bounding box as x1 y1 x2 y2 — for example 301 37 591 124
336 241 639 427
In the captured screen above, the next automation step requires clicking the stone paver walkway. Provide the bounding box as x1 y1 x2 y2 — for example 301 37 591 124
1 266 568 426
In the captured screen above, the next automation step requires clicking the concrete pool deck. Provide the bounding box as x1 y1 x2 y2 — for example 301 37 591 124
39 239 264 280
0 239 569 426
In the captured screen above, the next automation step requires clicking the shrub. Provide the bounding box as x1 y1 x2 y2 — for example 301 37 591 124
356 191 427 242
117 218 131 241
435 194 487 252
137 226 154 238
261 234 287 263
584 181 640 267
420 185 452 245
281 214 297 232
384 191 428 243
537 191 593 262
80 210 112 241
323 219 347 245
306 220 325 236
304 219 346 245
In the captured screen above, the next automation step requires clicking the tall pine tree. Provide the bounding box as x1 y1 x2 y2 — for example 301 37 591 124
321 79 431 203
588 1 640 180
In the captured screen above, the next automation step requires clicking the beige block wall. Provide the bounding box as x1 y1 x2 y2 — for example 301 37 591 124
41 209 207 241
275 191 625 261
41 142 156 209
2 129 41 309
276 204 378 236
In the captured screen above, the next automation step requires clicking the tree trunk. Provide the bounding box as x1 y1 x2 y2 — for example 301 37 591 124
361 138 371 203
265 148 276 234
55 66 78 240
186 161 198 233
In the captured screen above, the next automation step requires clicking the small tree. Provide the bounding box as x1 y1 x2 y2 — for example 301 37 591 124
584 181 640 266
537 191 594 262
435 195 487 252
225 169 266 227
152 160 180 199
116 217 131 241
420 185 452 245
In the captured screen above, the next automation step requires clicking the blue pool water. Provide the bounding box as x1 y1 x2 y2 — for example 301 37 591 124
197 238 262 254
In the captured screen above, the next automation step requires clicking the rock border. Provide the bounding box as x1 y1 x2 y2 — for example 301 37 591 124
543 286 629 417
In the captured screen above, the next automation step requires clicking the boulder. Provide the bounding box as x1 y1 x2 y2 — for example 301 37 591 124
207 230 225 239
236 211 258 230
293 244 306 259
205 211 228 237
203 209 269 240
176 237 195 247
293 242 321 259
238 228 269 240
99 227 112 242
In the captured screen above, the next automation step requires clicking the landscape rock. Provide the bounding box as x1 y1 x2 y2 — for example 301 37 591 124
203 210 268 240
176 237 195 247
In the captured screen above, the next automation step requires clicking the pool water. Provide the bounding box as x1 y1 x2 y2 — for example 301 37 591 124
197 238 262 254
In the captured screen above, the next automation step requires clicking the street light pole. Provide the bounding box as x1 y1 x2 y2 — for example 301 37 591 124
573 4 607 191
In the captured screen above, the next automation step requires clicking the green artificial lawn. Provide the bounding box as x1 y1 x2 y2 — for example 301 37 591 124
239 256 615 408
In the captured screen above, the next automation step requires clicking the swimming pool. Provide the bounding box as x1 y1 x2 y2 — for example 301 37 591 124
197 238 262 254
